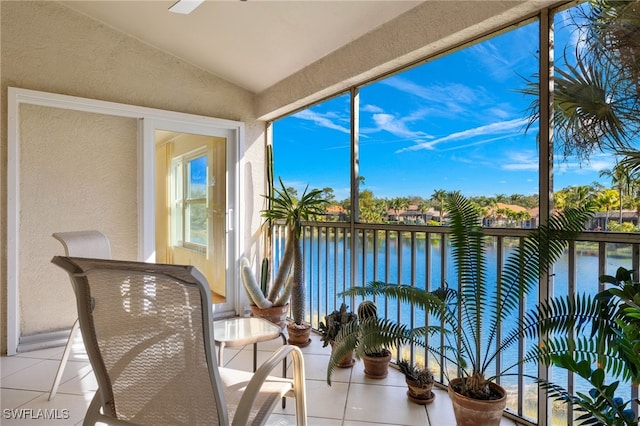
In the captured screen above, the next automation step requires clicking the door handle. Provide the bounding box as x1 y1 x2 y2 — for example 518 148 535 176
227 209 233 232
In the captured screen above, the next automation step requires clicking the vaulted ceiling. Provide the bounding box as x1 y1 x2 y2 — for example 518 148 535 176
63 0 422 94
61 1 563 119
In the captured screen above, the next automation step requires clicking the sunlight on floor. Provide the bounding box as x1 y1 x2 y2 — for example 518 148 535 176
1 329 523 425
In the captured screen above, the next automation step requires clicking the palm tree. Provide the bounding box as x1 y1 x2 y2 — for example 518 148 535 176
522 1 640 162
494 194 508 203
359 190 386 223
600 162 632 223
627 175 640 225
417 200 431 223
509 193 525 204
554 191 568 211
388 197 404 221
566 185 595 209
431 189 447 224
595 188 621 230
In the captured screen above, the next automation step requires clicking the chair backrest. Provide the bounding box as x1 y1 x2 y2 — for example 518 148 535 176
52 230 112 259
52 256 227 425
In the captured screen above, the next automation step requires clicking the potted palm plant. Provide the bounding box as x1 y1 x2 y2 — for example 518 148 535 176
261 177 328 346
327 300 414 381
329 191 592 425
318 302 357 367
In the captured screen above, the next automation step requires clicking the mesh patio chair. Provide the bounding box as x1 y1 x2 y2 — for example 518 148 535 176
52 256 307 426
49 230 112 400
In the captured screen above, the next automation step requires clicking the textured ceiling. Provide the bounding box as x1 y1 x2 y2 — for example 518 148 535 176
62 0 422 94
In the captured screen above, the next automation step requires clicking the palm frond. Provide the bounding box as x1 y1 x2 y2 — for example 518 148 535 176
446 191 487 373
482 207 593 373
326 320 360 385
341 281 449 318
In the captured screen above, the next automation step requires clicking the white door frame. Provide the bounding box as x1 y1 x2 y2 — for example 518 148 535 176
7 87 244 354
147 119 238 315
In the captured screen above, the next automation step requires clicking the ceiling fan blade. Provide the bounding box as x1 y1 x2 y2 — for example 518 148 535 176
168 0 205 15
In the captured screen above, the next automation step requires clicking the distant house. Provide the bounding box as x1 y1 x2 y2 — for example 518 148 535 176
326 205 347 221
592 210 638 230
386 205 437 224
482 203 538 228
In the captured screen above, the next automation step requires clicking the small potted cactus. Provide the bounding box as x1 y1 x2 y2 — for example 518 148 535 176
327 301 412 382
319 303 357 367
397 359 435 404
240 257 291 330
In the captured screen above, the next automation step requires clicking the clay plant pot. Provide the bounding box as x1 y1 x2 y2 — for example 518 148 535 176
329 341 355 368
362 350 391 379
448 377 507 426
406 379 435 405
250 303 289 330
287 322 312 347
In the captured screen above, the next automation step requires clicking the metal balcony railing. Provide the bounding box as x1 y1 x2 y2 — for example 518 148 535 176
271 221 640 425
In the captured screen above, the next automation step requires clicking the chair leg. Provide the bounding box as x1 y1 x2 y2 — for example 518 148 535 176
289 347 307 426
82 391 105 426
48 319 80 400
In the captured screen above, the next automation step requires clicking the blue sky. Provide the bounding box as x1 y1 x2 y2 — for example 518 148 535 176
273 7 616 203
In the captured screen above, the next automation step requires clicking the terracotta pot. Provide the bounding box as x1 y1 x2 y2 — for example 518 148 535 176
287 322 312 347
406 379 435 404
362 350 391 379
448 378 507 426
329 341 355 368
250 303 289 330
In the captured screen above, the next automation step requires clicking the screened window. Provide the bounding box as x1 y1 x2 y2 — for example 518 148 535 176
272 93 351 221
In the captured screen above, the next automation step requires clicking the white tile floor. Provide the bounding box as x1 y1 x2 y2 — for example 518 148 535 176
1 330 523 425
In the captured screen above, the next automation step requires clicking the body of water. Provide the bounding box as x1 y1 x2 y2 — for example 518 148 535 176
273 230 635 421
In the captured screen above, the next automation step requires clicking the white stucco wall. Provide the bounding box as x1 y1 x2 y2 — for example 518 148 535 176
1 1 266 353
18 105 139 334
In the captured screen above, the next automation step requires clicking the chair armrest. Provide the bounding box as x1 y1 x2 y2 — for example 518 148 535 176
232 345 307 426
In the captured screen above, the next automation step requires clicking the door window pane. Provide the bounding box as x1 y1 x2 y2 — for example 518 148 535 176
185 155 207 246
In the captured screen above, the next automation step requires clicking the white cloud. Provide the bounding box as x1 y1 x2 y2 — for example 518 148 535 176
362 104 383 113
383 77 482 114
372 113 433 140
396 117 528 153
293 109 350 134
502 150 539 171
554 153 617 175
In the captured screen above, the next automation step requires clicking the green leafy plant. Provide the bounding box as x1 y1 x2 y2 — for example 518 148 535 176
537 355 637 426
326 301 414 383
329 191 593 400
526 266 640 425
261 177 328 325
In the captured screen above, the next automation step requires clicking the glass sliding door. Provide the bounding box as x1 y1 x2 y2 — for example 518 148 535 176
155 127 236 315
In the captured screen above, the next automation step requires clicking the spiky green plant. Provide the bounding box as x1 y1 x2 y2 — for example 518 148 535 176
329 191 593 400
522 266 640 425
318 303 357 347
397 359 434 387
326 301 416 384
261 177 328 325
521 0 640 163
